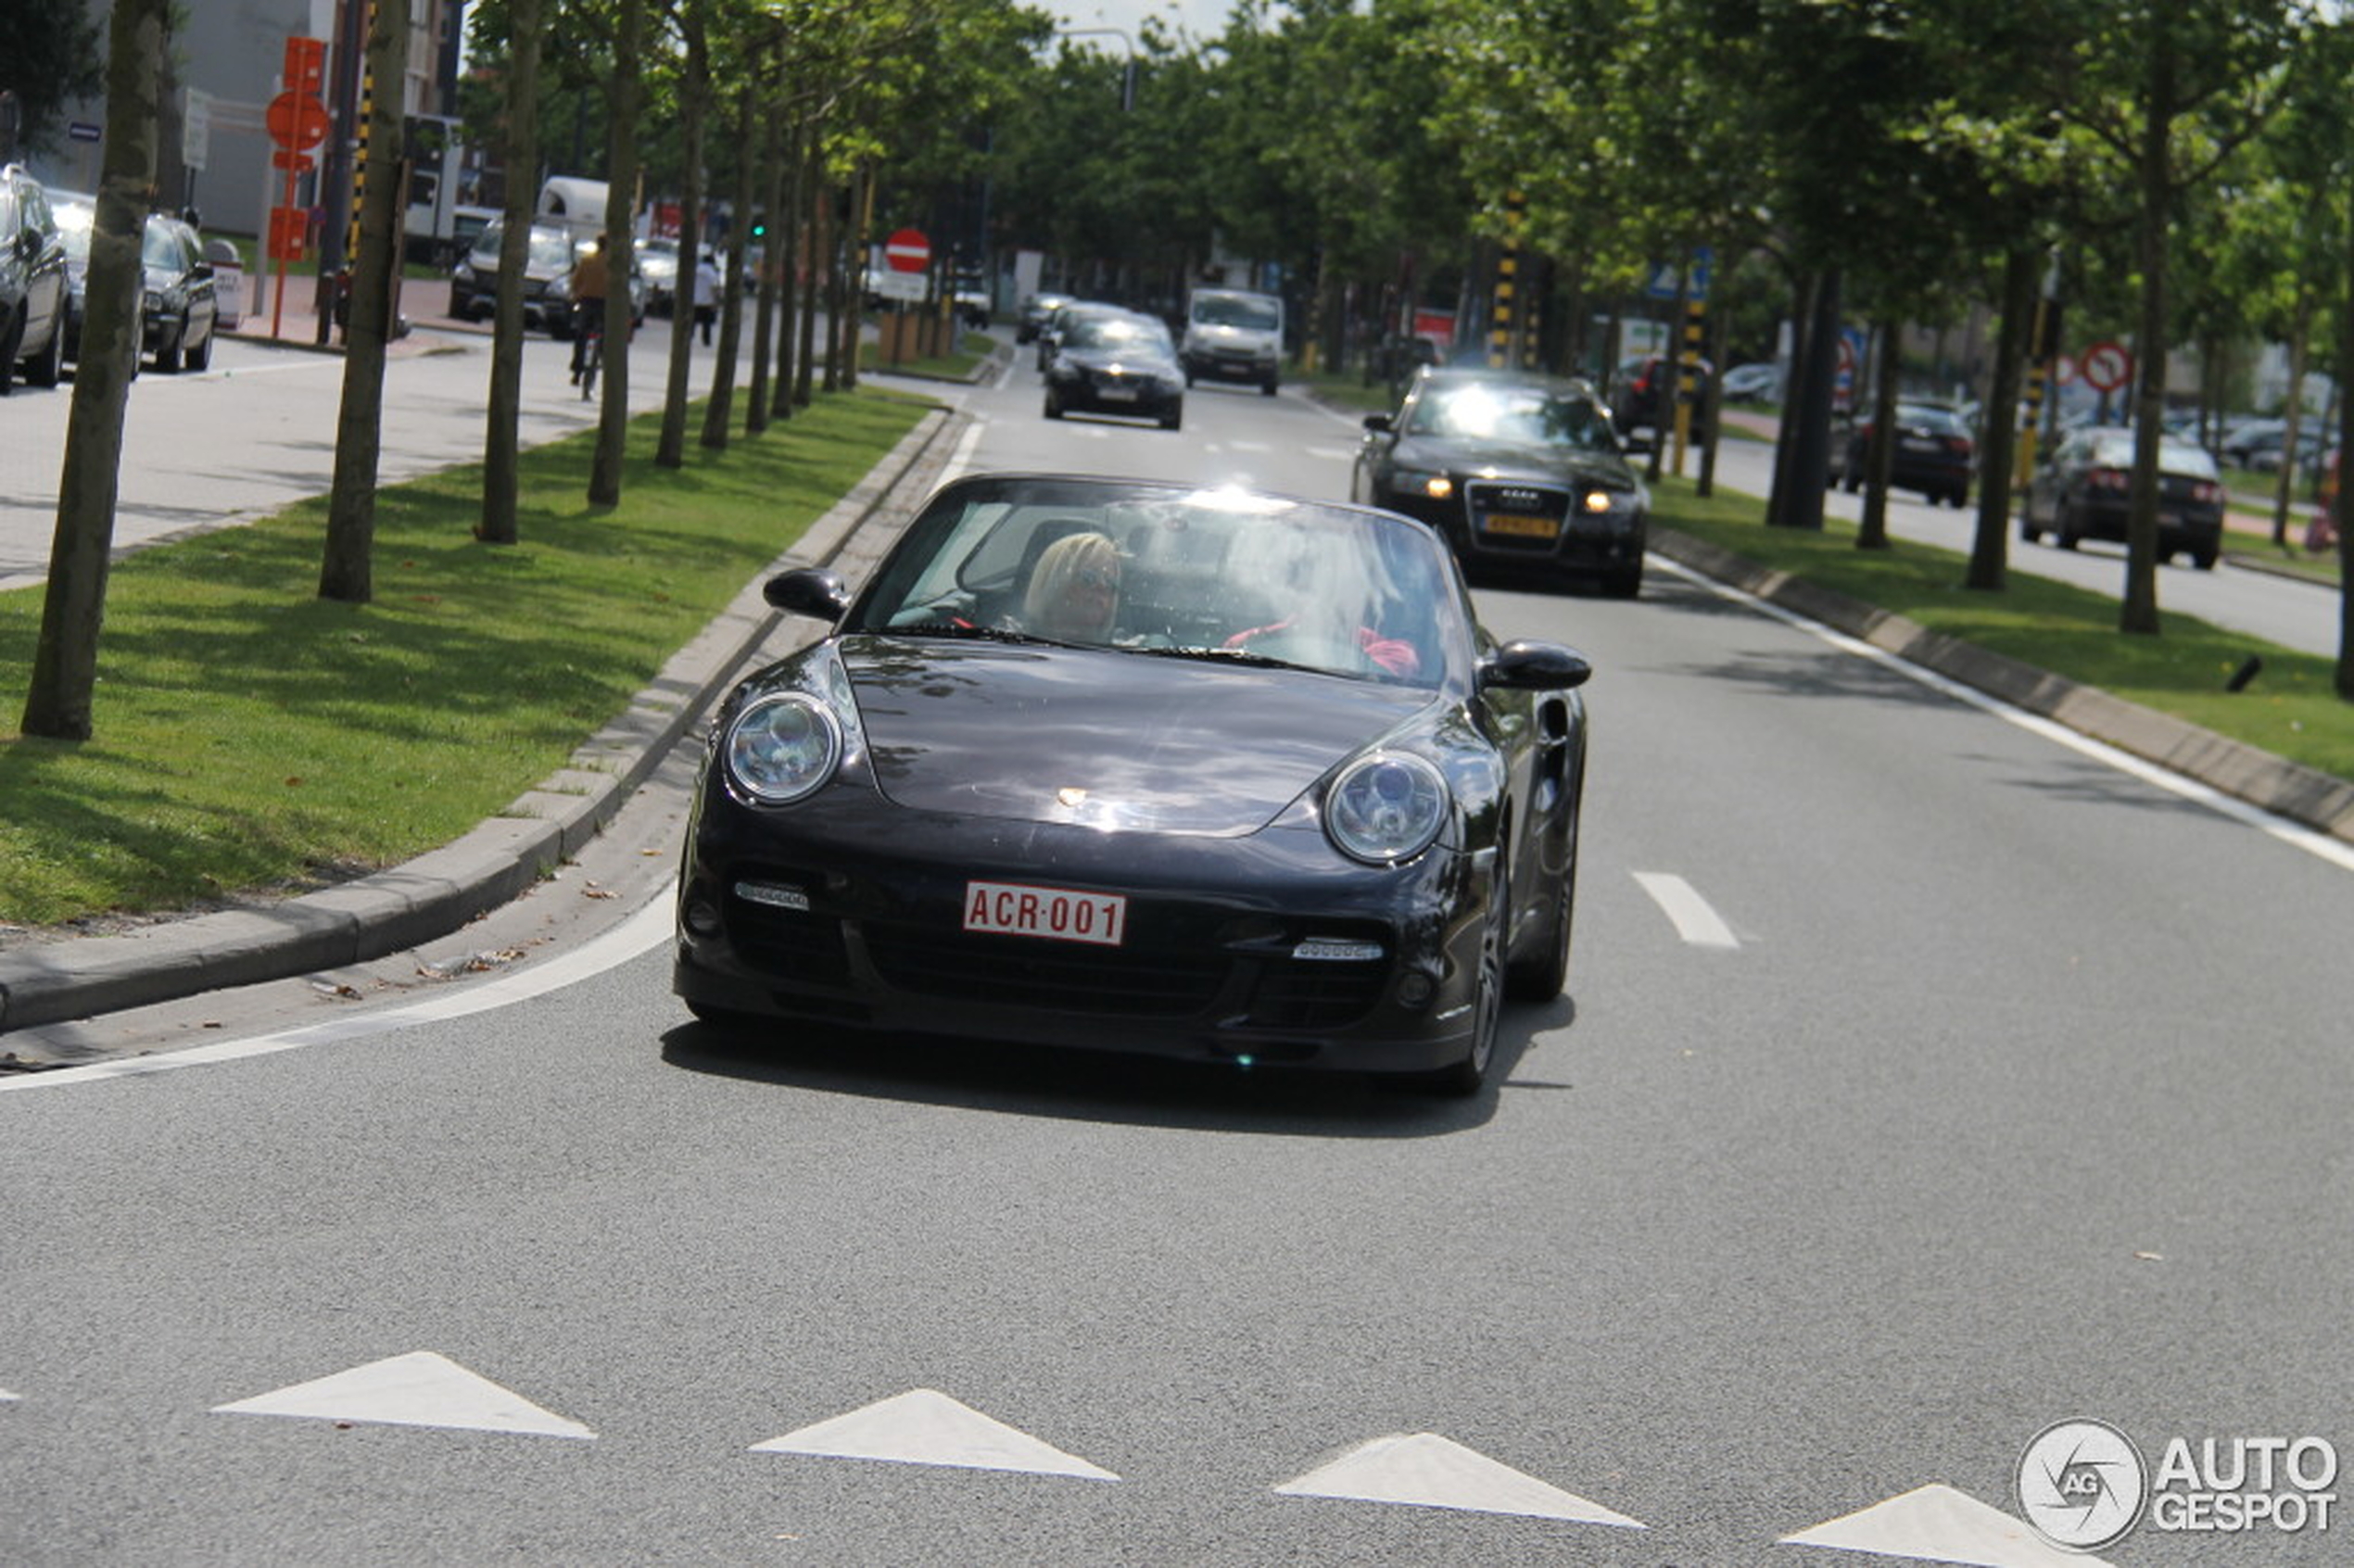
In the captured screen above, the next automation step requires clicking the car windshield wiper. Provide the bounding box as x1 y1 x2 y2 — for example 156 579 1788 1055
1130 643 1309 671
885 620 1046 645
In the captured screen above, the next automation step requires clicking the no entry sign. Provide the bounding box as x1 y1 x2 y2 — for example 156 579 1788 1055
884 228 930 273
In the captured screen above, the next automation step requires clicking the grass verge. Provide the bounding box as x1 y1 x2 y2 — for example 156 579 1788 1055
1649 475 2354 784
0 386 932 930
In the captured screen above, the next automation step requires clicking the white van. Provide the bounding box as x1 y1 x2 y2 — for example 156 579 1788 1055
1181 287 1284 395
536 176 610 246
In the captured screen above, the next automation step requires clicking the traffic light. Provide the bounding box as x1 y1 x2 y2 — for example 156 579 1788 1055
751 217 767 240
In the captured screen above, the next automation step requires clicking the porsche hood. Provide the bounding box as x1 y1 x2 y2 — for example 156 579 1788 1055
831 637 1434 835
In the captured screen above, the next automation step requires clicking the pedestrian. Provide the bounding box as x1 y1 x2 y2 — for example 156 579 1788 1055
692 252 720 347
568 234 610 383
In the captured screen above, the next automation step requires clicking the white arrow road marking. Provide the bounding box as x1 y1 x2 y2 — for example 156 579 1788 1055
1632 871 1740 949
751 1387 1119 1480
211 1350 595 1439
1781 1484 2109 1566
0 1387 18 1401
1274 1432 1646 1527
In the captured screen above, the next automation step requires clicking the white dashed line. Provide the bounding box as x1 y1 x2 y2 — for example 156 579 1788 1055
1632 872 1740 949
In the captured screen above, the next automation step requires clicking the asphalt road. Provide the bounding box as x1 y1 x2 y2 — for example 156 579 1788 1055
3 339 2350 1566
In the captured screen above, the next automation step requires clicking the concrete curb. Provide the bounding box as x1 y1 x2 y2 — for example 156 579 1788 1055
0 406 964 1035
1650 526 2354 846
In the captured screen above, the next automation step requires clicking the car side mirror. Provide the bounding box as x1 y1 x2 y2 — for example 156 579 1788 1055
1362 413 1394 434
1479 639 1592 692
765 567 852 622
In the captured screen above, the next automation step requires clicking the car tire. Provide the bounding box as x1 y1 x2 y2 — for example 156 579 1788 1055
2019 513 2040 544
1159 404 1181 431
2194 547 2219 571
1260 375 1278 397
183 325 211 373
1420 857 1505 1097
1601 563 1642 599
1044 391 1062 419
152 320 183 373
1506 840 1576 1004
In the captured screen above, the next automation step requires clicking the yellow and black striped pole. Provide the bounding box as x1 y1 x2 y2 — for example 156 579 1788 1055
345 5 373 272
1671 288 1705 474
1487 190 1524 370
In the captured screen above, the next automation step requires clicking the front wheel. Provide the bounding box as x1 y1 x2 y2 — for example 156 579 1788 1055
1418 864 1505 1097
183 325 211 373
152 320 183 373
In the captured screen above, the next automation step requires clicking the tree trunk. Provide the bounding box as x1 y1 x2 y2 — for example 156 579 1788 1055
476 0 541 546
818 170 841 394
1968 243 2036 591
1857 317 1899 550
20 0 167 740
708 98 758 450
318 0 411 603
1767 270 1816 528
657 6 709 470
2336 150 2354 701
766 115 800 423
2119 32 2175 636
2271 294 2311 546
1778 266 1840 530
795 133 819 408
588 0 643 508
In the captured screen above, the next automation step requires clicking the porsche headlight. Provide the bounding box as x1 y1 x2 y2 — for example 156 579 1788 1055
723 692 842 805
1324 752 1449 865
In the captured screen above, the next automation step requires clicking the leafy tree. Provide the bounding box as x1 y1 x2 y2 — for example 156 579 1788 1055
0 6 107 162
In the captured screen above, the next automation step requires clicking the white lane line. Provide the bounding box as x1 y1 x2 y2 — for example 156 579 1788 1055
937 417 987 487
1307 445 1356 462
1632 871 1740 950
1652 554 2354 875
0 896 676 1095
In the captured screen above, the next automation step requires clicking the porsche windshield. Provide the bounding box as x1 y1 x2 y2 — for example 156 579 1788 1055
851 477 1463 688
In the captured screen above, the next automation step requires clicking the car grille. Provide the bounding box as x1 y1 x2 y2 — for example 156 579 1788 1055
864 924 1225 1017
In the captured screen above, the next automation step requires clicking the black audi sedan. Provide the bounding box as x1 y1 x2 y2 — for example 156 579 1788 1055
674 474 1596 1094
1354 370 1650 597
2019 425 2228 569
1042 310 1183 430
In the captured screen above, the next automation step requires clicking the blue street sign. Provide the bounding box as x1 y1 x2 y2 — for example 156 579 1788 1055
1642 246 1714 303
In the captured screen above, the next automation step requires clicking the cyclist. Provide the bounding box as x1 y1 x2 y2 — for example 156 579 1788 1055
568 234 610 385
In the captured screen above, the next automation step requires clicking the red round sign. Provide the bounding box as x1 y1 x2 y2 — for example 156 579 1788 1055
884 227 930 273
2081 339 2133 394
265 91 330 151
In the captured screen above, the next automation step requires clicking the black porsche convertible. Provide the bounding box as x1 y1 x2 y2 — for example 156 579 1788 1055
673 474 1595 1094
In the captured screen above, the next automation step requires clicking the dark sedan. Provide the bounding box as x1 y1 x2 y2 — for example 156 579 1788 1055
447 216 577 334
1830 400 1975 506
137 213 218 373
2020 425 2228 569
1042 310 1183 430
674 473 1596 1095
1353 369 1651 597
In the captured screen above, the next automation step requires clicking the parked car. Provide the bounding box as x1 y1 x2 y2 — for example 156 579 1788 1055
446 216 578 334
1 162 70 393
137 212 219 373
2019 425 2228 569
1720 361 1781 401
672 471 1596 1095
1354 369 1650 598
1829 399 1977 507
1042 309 1183 430
44 186 101 364
1609 354 1712 448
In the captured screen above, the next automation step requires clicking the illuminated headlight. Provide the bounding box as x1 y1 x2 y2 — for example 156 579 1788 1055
1396 468 1453 500
1324 752 1449 865
452 262 475 285
723 692 842 805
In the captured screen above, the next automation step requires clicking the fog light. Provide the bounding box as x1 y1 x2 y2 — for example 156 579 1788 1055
1395 972 1436 1007
683 891 724 937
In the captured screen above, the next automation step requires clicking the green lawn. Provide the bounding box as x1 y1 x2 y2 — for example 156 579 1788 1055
1648 476 2354 783
0 386 931 929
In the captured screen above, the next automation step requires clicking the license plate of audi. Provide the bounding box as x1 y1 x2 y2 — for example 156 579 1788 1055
1482 512 1560 538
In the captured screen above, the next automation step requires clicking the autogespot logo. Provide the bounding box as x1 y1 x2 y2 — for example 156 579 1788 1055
2018 1419 2148 1550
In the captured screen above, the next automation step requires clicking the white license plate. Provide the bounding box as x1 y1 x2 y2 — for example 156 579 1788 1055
963 880 1128 946
1097 386 1138 402
1901 437 1941 453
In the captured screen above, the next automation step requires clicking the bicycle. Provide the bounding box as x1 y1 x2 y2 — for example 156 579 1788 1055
576 311 603 401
